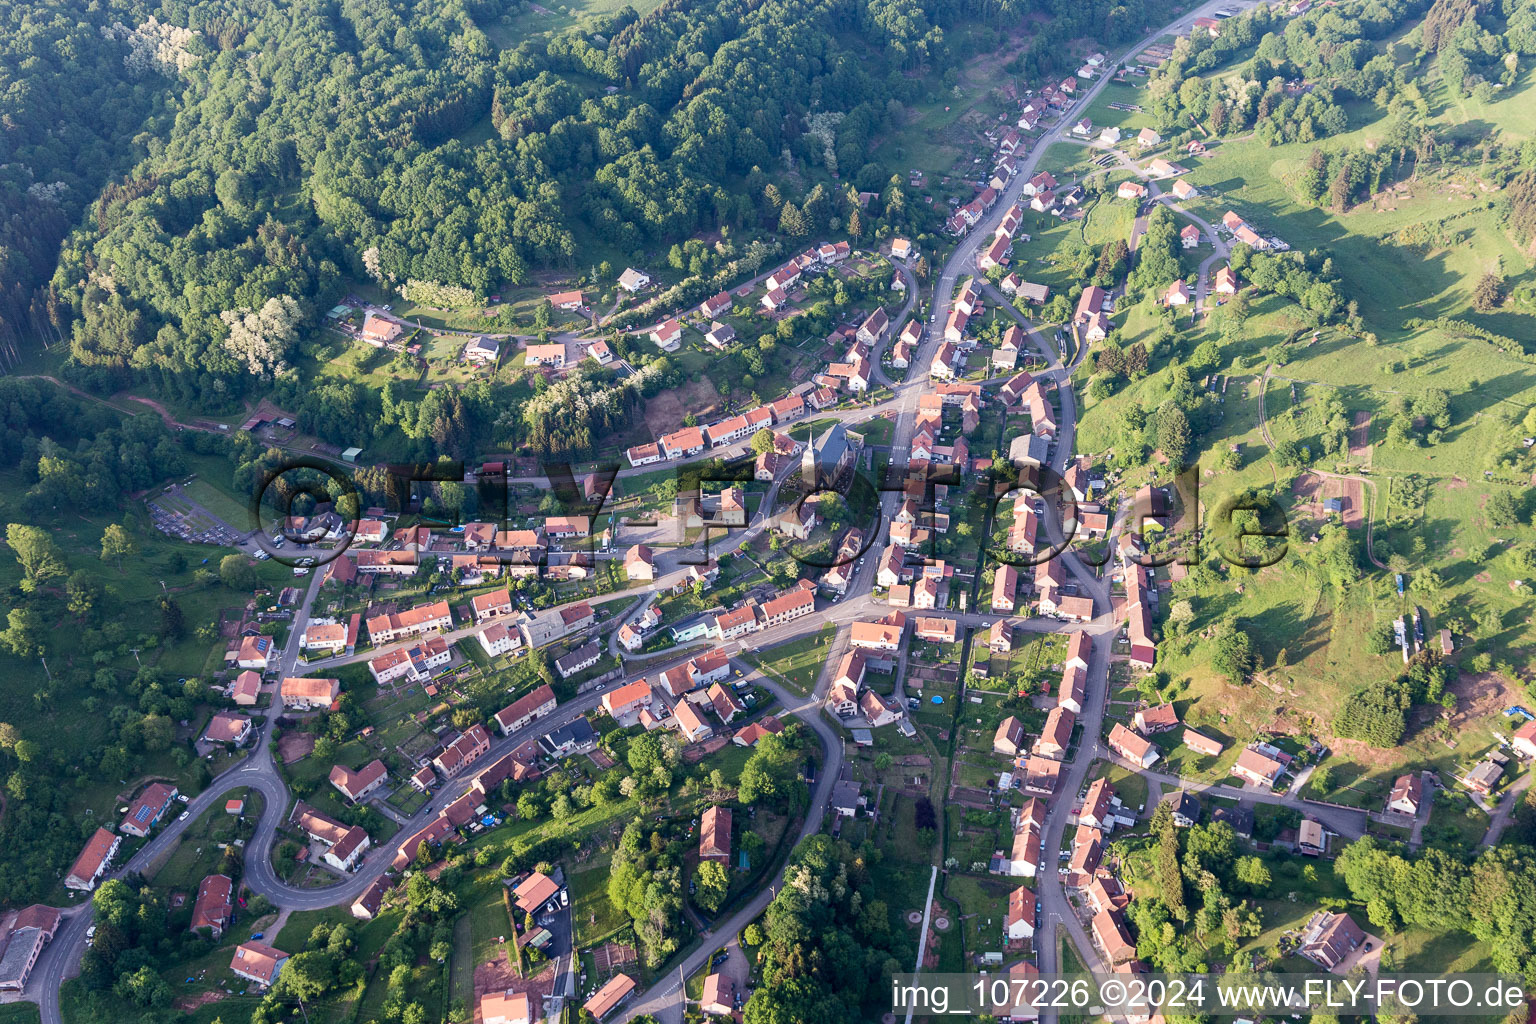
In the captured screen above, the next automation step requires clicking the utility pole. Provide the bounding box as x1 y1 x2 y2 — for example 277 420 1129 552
129 647 142 668
39 656 51 682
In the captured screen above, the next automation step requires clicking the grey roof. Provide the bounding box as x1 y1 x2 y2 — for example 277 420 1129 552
554 641 602 676
804 422 851 487
1161 789 1201 823
1008 433 1050 467
831 780 862 810
0 928 43 986
540 717 597 754
1210 803 1254 836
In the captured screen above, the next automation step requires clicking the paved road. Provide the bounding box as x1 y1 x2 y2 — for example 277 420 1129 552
1481 772 1531 847
617 662 844 1023
33 6 1262 1019
1083 142 1233 313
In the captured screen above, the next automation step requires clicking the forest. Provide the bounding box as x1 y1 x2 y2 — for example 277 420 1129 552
9 0 1167 421
1142 0 1536 153
742 833 914 1024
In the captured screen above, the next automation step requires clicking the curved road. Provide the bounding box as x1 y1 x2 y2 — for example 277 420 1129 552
35 4 1259 1018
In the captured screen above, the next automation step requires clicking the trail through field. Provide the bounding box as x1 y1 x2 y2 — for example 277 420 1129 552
1348 410 1372 465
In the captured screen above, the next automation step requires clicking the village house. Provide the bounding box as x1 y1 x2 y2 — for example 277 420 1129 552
1035 707 1074 759
994 716 1027 756
555 641 602 679
359 314 402 348
1108 723 1160 769
366 600 452 644
857 307 890 346
699 291 730 319
1092 909 1137 962
584 974 637 1021
202 710 253 747
1231 747 1287 789
1467 758 1504 794
463 336 499 364
1298 911 1366 971
229 940 289 988
1006 886 1037 941
700 805 731 861
860 690 903 729
478 622 523 658
675 700 714 743
368 637 451 685
650 318 683 351
280 676 340 710
471 588 513 623
602 679 654 726
294 805 372 872
330 759 389 802
66 828 122 891
734 715 785 747
702 975 735 1018
120 782 179 838
661 426 706 459
494 683 558 735
433 724 491 777
1134 703 1178 735
704 321 736 349
235 634 273 670
992 564 1019 613
190 874 233 938
626 442 664 467
525 343 566 367
1182 729 1224 757
1058 665 1086 715
300 621 347 655
480 991 533 1024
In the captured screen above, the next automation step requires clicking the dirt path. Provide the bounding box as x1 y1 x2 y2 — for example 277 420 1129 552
19 375 231 435
122 394 195 431
1348 410 1371 454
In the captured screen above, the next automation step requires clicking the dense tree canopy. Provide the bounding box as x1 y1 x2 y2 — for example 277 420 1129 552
744 834 912 1023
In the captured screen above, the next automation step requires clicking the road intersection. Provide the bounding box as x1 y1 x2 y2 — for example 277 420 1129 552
30 4 1265 1021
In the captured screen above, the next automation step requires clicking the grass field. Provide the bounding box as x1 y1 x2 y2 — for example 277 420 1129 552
151 788 259 891
181 476 254 529
1059 45 1536 790
743 624 837 696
